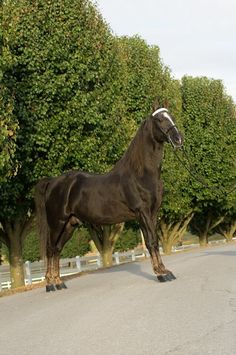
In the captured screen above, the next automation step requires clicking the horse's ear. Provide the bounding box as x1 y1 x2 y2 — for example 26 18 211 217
152 98 160 112
164 99 169 109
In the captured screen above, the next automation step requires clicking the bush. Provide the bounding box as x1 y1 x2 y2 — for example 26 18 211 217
23 231 40 262
114 228 141 252
21 227 90 262
60 227 91 258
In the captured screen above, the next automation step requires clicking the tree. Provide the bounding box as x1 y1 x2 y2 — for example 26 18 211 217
157 141 194 254
0 11 18 183
0 87 18 183
117 36 175 124
0 0 133 287
181 76 236 245
217 215 236 242
114 227 141 252
60 228 91 258
89 224 124 267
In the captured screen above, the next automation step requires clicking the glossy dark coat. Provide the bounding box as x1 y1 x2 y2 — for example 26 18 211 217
35 108 183 291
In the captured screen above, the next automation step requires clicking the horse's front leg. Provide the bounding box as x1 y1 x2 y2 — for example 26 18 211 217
139 210 176 282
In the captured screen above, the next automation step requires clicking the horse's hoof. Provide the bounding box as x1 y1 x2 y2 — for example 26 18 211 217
157 275 168 282
61 282 68 289
55 284 63 290
46 284 56 292
168 272 176 280
157 272 176 282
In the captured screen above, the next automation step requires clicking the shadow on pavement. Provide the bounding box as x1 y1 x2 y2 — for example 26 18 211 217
97 261 156 281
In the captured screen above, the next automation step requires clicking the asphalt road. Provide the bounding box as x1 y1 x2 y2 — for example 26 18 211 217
1 243 236 355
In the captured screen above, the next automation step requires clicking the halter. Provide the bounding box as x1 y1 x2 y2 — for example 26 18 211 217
152 107 177 139
152 107 169 116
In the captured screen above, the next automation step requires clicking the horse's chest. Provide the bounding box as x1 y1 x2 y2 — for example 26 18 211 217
138 178 163 211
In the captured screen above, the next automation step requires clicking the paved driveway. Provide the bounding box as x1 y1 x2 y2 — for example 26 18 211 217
1 243 236 355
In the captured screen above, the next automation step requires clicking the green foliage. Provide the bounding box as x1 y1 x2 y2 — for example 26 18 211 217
117 36 176 124
0 0 134 222
181 76 236 239
181 76 236 205
1 0 236 263
60 228 91 258
1 242 9 263
160 80 192 223
21 227 90 262
114 228 141 252
22 231 40 262
0 85 18 182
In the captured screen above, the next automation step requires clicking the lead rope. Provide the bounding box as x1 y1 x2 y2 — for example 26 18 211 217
172 146 236 196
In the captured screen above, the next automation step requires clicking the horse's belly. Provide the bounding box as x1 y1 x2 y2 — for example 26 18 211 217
75 196 134 224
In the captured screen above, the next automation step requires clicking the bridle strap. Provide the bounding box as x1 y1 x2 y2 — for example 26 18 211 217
152 107 176 138
152 107 168 117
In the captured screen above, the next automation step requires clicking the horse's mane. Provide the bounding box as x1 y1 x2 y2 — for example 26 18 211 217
113 117 154 175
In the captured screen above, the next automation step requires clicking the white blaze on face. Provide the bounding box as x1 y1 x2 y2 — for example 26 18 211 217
152 108 175 127
162 111 175 126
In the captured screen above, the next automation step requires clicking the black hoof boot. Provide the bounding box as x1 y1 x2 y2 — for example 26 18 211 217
55 284 63 290
157 272 176 282
46 284 56 292
61 282 68 289
168 272 176 280
157 274 169 282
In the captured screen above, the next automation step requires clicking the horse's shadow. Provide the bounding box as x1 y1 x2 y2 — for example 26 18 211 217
97 261 156 282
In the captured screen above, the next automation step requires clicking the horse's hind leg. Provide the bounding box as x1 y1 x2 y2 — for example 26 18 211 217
53 216 80 290
45 226 66 292
53 252 67 290
45 251 56 292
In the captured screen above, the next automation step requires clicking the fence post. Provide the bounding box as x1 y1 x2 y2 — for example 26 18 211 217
75 256 81 272
131 250 136 261
25 261 32 285
114 252 120 265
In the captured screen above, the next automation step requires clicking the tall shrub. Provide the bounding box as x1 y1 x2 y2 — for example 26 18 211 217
181 76 236 245
0 0 133 287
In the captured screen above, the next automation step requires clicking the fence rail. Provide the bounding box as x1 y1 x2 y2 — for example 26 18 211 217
0 237 233 291
0 249 149 291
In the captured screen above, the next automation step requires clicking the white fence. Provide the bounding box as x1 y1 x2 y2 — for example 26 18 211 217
0 249 149 291
0 238 231 291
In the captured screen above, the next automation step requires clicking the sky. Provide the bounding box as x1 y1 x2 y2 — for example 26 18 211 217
94 0 236 102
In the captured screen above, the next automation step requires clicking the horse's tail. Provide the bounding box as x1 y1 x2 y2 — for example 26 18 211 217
34 177 52 260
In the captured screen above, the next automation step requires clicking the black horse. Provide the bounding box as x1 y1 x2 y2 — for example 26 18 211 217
35 107 183 291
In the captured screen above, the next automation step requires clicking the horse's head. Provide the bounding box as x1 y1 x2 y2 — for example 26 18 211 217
151 108 183 148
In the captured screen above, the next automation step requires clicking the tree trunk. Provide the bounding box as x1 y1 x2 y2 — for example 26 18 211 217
89 240 98 253
1 215 34 289
199 233 208 247
101 246 113 267
194 212 225 247
218 220 236 242
9 236 25 288
158 212 194 255
161 239 172 255
89 223 124 268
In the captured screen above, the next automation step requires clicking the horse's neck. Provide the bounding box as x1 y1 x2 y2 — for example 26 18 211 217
113 118 164 176
140 123 164 174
